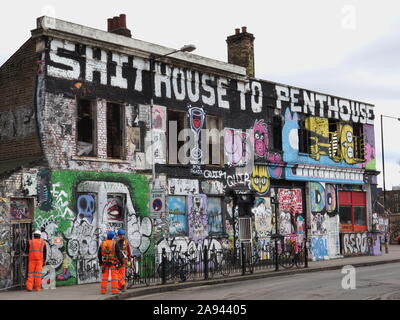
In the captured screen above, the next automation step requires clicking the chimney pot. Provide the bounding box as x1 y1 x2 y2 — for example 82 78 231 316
107 18 113 31
113 16 119 29
119 14 127 28
235 28 240 35
242 26 247 33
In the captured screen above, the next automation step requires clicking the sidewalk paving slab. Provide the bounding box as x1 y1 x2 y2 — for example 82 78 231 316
1 245 399 300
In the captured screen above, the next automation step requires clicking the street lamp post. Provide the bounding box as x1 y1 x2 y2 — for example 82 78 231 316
149 44 196 188
380 114 400 248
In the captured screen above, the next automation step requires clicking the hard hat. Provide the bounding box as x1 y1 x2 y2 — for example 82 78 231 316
33 230 41 236
117 229 125 236
107 231 115 240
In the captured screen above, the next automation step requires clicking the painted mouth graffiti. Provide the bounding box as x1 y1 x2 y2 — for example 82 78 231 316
107 204 122 221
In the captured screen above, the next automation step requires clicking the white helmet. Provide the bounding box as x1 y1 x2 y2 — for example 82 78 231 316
33 230 41 236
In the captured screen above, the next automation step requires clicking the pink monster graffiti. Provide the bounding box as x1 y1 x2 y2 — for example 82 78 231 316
254 120 269 158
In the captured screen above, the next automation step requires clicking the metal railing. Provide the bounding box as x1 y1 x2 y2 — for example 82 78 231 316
127 242 308 288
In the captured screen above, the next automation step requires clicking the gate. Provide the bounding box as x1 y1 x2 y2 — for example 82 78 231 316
0 223 31 291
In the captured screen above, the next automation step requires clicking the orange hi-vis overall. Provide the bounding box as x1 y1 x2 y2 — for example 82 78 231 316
118 240 129 290
26 239 45 291
100 240 120 294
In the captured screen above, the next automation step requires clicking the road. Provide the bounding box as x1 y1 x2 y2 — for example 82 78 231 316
130 262 400 300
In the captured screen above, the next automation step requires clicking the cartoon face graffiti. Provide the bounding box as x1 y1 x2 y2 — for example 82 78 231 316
340 124 361 165
253 120 269 158
251 166 270 195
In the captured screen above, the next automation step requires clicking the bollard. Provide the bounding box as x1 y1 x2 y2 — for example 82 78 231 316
204 246 209 280
161 248 167 285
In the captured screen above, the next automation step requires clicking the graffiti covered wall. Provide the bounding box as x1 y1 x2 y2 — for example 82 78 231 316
309 182 340 260
34 170 151 286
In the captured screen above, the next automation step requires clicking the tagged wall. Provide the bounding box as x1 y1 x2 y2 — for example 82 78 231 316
342 232 370 256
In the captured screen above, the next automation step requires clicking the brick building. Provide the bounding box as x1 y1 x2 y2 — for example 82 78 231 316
0 15 380 289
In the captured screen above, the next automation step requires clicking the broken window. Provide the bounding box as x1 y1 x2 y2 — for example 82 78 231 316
298 119 310 154
328 119 341 161
272 115 282 151
352 123 365 161
206 115 223 165
77 99 96 157
107 103 124 159
167 109 188 164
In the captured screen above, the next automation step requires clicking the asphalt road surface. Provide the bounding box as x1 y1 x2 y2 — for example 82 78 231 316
130 262 400 300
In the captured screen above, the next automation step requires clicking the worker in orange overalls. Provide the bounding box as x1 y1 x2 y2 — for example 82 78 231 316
116 229 132 292
98 231 123 295
26 230 47 292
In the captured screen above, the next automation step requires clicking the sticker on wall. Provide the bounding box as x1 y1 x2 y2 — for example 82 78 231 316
139 104 151 128
201 180 225 195
168 179 199 195
152 105 166 132
22 173 37 196
251 197 272 238
10 198 31 220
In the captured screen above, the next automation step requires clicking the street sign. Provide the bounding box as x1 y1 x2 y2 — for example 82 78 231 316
150 190 165 217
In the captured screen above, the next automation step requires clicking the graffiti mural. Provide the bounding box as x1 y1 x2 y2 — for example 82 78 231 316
282 108 365 184
167 196 187 236
207 197 223 234
188 106 205 162
0 225 12 289
278 189 302 215
37 170 52 211
251 166 270 196
310 237 328 261
253 120 269 159
188 195 208 242
33 170 151 286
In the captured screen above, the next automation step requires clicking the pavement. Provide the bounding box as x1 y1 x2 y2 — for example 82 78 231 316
1 245 400 300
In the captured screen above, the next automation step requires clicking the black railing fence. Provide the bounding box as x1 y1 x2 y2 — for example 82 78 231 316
127 241 307 288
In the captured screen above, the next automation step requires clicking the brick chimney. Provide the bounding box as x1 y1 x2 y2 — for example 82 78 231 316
226 26 255 77
107 14 132 38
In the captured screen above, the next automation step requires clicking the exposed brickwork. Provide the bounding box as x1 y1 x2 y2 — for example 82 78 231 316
0 39 42 161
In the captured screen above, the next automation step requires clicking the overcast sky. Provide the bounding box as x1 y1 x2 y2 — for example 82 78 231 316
1 0 399 189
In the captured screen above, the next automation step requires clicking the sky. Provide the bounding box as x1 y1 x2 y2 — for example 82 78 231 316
1 0 399 189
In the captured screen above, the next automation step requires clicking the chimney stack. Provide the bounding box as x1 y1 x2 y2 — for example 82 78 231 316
226 26 255 77
107 14 132 38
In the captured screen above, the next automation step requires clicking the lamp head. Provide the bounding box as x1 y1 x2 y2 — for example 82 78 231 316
180 44 196 53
